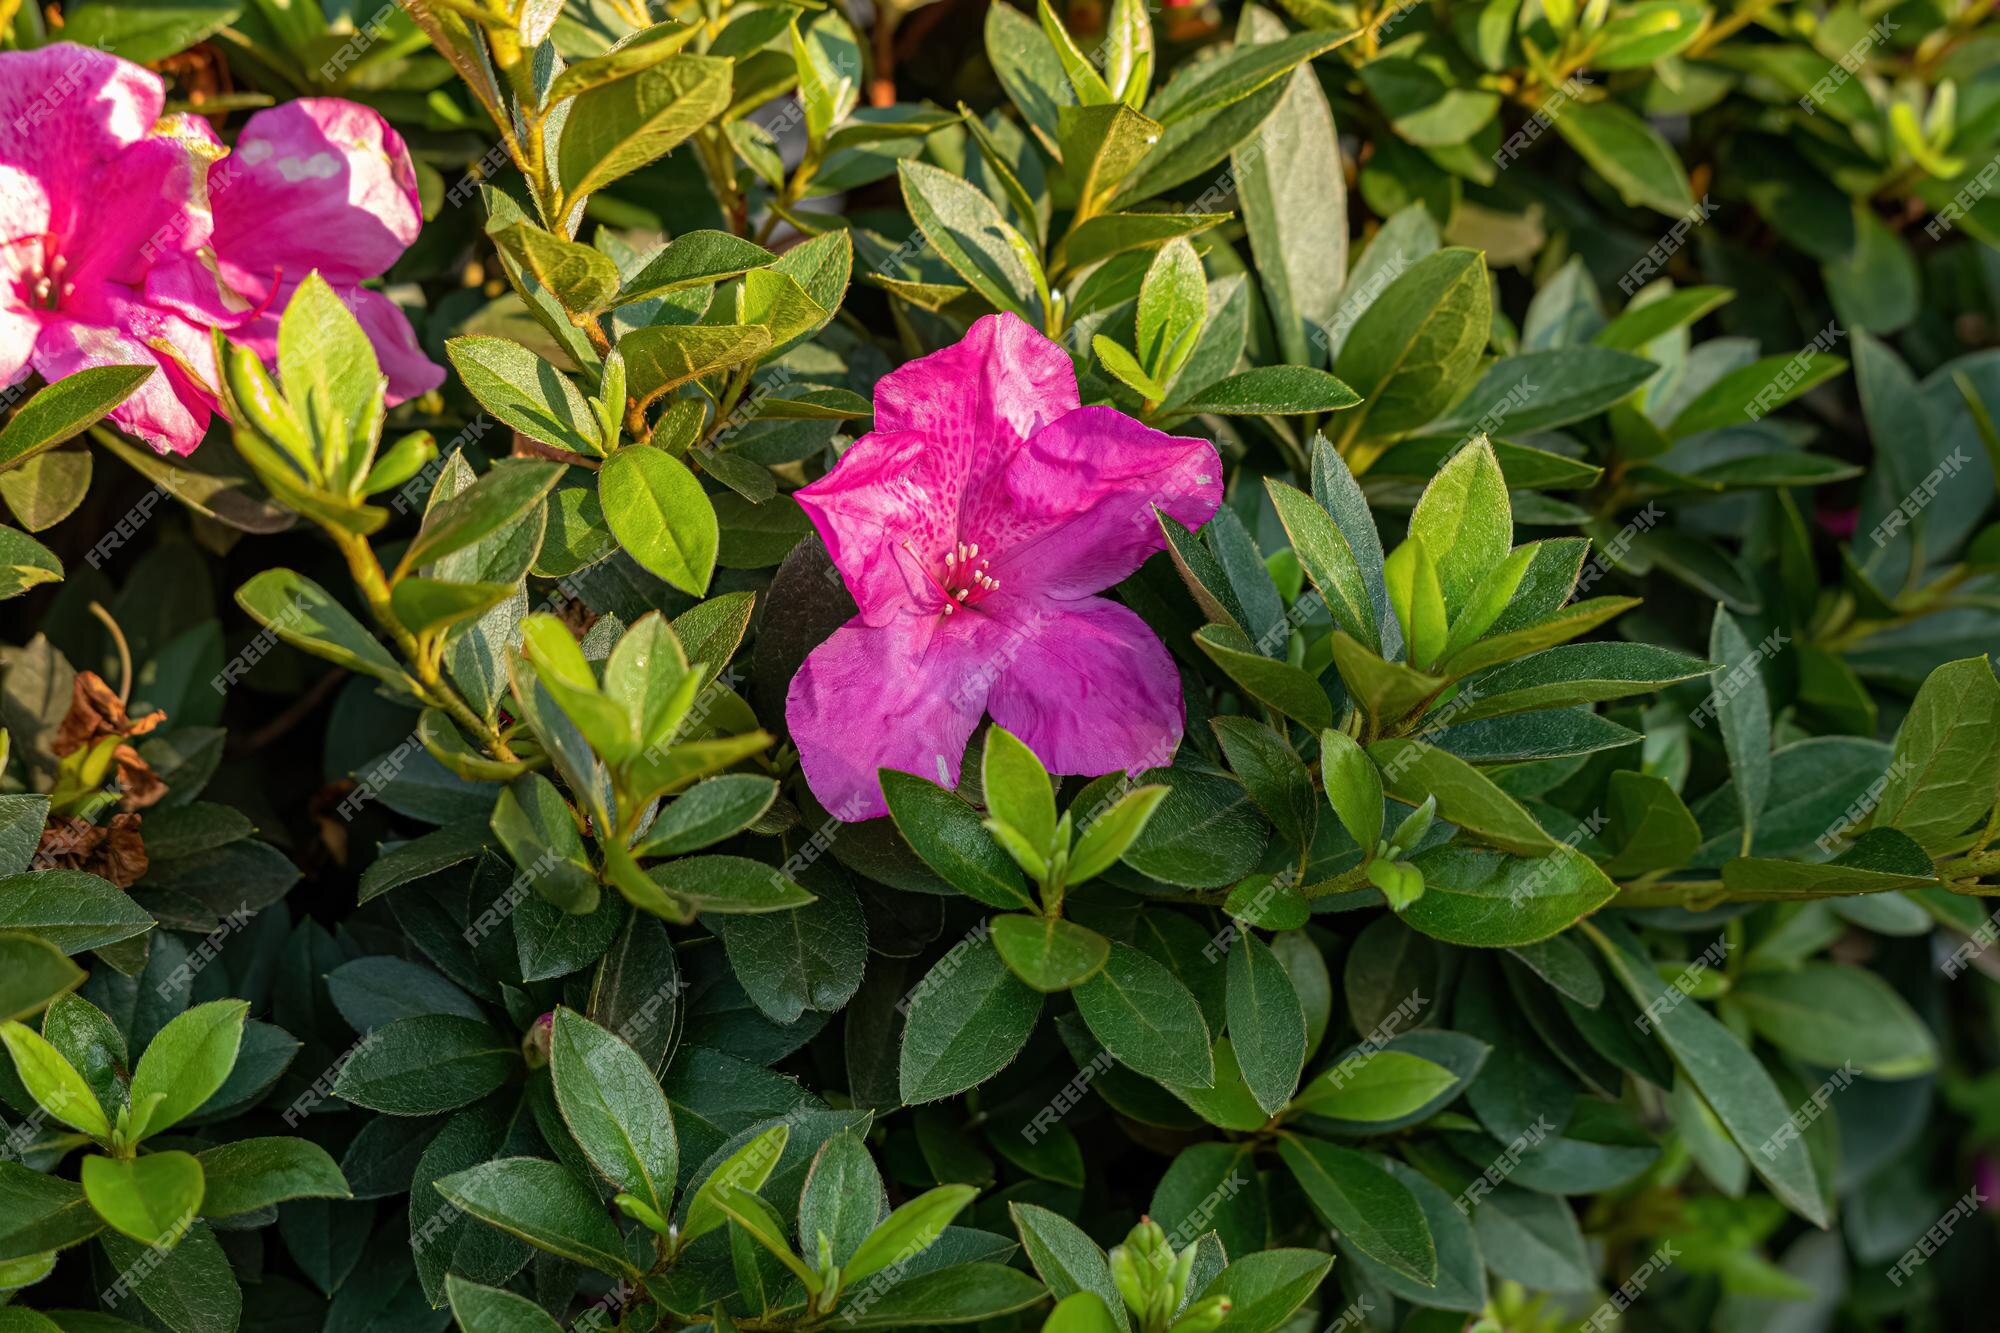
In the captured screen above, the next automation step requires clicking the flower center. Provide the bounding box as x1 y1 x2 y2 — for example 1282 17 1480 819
3 234 67 311
902 539 1001 617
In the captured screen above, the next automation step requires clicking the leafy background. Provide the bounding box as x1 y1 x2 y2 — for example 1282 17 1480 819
1 0 1998 1331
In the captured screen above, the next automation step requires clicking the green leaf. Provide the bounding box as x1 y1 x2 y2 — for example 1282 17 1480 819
1093 336 1167 402
557 54 733 200
1074 942 1214 1087
1010 1202 1126 1331
983 727 1058 861
276 272 381 476
800 1129 885 1269
0 869 153 953
883 771 1037 910
494 223 622 314
1044 1293 1123 1333
991 914 1112 992
0 366 154 469
434 1157 641 1277
599 445 718 597
1600 770 1701 878
899 159 1046 321
1068 783 1169 885
845 1183 977 1282
791 9 861 142
1318 729 1384 853
1064 212 1229 268
388 577 514 639
0 1161 99 1262
1429 350 1657 436
1550 99 1694 216
1059 103 1158 213
0 1019 110 1138
1594 286 1733 351
1872 656 2000 852
128 1000 248 1140
490 773 600 913
195 1137 351 1216
901 937 1045 1103
1334 248 1491 443
1147 28 1355 126
1406 436 1512 616
1274 1136 1435 1283
1667 351 1848 439
1291 1050 1459 1120
1454 642 1715 721
1193 624 1334 730
1721 828 1938 898
0 932 85 1023
1587 919 1827 1226
234 568 415 694
405 458 565 572
0 525 61 599
446 336 602 456
82 1151 202 1250
550 1007 679 1221
617 230 777 304
1174 366 1360 415
331 1014 516 1115
681 1120 789 1244
1707 607 1772 854
1383 535 1449 667
1369 739 1557 855
835 1262 1047 1327
1233 4 1344 368
1266 478 1376 648
1211 718 1317 854
1401 845 1617 946
546 21 700 100
446 1274 566 1333
1730 963 1937 1079
655 855 813 914
98 1221 239 1332
618 324 773 406
634 774 777 857
1226 932 1306 1116
1136 237 1206 387
1038 0 1113 104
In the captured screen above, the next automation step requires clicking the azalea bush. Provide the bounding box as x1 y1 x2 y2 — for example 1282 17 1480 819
1 0 1998 1330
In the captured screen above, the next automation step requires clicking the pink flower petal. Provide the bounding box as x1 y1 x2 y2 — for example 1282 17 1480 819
785 610 1003 820
985 594 1185 778
349 286 443 403
0 46 164 223
33 304 215 457
212 99 421 288
796 429 978 625
63 138 210 294
982 406 1222 599
873 311 1079 449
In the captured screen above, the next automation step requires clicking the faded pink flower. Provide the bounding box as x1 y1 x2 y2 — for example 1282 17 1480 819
1 45 222 455
1 44 443 458
149 98 444 405
787 313 1222 820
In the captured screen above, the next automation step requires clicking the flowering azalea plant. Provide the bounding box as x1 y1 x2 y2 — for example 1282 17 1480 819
1 1 1998 1332
789 313 1220 819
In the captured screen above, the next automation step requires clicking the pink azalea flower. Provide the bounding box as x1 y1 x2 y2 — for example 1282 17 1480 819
787 313 1223 820
1 45 443 458
149 98 445 405
1 45 223 455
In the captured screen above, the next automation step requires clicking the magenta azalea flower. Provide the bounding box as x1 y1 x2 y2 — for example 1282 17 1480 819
1 44 442 458
149 99 444 405
1 45 222 455
787 313 1223 820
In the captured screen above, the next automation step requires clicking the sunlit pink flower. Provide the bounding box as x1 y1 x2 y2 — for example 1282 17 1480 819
0 45 221 455
787 313 1222 820
149 99 444 403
